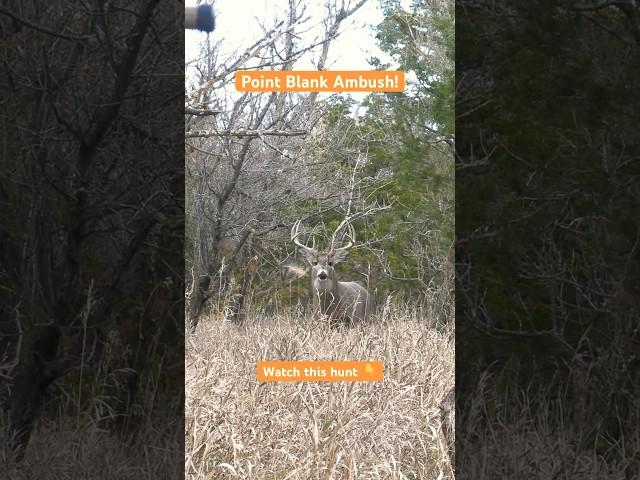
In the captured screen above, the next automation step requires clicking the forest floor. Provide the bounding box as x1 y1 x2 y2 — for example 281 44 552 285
185 305 454 479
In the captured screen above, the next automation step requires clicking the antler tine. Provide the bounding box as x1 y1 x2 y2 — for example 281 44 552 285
291 219 315 253
332 220 356 252
330 217 350 250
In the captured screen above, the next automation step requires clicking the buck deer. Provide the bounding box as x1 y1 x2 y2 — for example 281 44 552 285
291 219 370 326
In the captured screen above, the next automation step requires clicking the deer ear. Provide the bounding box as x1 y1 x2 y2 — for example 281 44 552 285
331 249 349 264
299 248 316 263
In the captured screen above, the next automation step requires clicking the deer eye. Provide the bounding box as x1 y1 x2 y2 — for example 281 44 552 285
328 261 333 266
313 261 318 265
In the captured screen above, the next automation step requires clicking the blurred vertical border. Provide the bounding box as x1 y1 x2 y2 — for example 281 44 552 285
456 1 640 477
0 1 185 477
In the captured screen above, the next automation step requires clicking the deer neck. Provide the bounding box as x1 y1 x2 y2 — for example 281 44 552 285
312 276 340 311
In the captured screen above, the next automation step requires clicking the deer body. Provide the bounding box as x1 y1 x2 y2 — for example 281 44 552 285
292 220 370 325
313 279 369 325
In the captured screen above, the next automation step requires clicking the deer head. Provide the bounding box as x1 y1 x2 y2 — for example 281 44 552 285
291 219 355 291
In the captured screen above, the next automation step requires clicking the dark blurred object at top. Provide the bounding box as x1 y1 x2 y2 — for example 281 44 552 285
185 5 215 32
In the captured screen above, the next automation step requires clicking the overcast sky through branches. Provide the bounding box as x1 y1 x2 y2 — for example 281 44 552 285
185 0 394 101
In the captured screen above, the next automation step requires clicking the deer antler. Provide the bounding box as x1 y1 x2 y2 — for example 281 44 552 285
291 220 316 254
330 218 356 252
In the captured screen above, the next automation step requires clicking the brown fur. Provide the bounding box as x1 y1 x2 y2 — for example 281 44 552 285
299 249 370 326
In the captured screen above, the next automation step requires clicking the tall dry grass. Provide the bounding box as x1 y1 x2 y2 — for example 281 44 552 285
1 389 182 479
185 305 454 479
458 364 640 479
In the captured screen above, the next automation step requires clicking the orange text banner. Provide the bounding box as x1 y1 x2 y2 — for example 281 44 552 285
257 361 384 382
236 71 404 93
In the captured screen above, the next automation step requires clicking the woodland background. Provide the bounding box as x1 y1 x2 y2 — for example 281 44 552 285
185 0 454 331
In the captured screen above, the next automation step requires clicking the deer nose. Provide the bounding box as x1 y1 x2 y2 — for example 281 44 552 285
318 272 327 280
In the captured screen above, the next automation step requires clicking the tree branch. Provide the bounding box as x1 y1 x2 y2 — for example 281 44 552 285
186 129 308 138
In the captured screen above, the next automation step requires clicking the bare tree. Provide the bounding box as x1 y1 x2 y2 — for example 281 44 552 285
185 0 371 331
